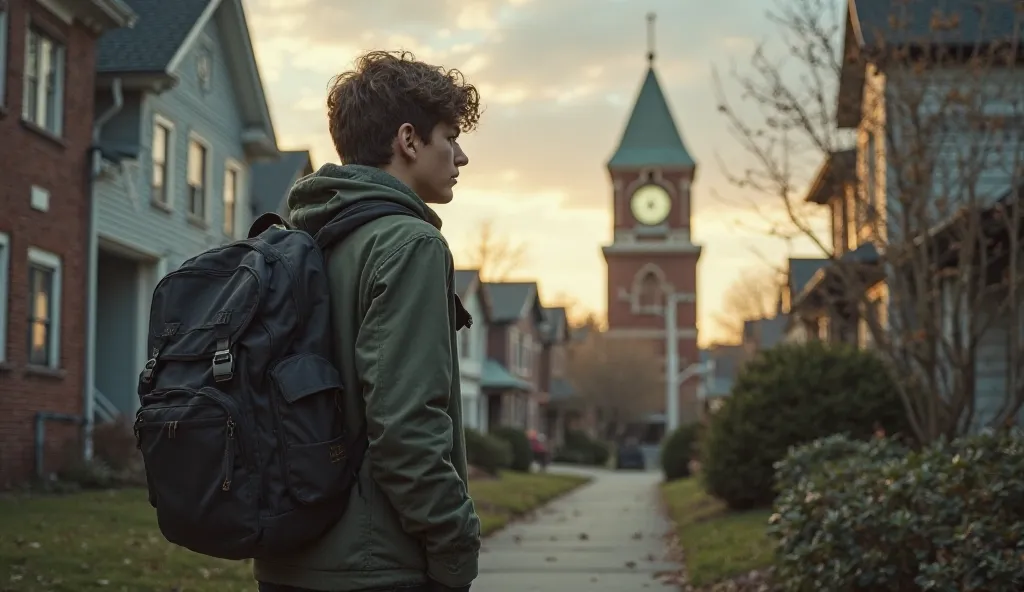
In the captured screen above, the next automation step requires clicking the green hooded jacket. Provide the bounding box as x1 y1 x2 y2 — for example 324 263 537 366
252 164 481 591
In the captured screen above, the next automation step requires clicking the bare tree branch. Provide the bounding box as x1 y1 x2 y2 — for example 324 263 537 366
566 331 662 424
715 0 1024 443
461 219 529 282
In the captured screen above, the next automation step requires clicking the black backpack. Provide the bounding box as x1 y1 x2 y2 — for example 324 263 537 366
133 199 415 560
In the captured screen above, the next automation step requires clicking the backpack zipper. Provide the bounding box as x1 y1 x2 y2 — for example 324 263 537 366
222 419 236 491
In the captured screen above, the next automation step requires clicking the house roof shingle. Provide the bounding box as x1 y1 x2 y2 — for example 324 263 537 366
454 270 480 298
852 0 1022 49
97 0 212 73
485 282 537 323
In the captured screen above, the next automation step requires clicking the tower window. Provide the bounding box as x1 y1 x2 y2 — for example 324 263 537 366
637 271 663 310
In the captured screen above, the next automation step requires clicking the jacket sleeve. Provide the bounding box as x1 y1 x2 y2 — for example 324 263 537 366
353 233 481 587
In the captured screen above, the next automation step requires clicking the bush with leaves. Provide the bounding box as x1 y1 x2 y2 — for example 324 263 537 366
464 428 512 476
554 429 610 466
490 427 533 472
770 430 1024 592
701 341 910 509
661 423 701 481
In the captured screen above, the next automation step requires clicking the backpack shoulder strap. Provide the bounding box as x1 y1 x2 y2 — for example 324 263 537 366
313 200 419 251
247 212 292 239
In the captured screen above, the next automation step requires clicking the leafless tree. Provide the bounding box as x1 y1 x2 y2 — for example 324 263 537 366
715 0 1023 442
566 330 663 428
714 266 784 342
462 219 529 281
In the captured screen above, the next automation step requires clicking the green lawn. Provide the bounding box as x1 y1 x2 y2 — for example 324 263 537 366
661 478 774 588
0 472 588 592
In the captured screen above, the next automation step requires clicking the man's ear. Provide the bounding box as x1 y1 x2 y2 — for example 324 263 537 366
395 122 418 162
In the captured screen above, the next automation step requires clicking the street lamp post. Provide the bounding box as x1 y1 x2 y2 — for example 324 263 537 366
617 287 711 432
664 292 682 432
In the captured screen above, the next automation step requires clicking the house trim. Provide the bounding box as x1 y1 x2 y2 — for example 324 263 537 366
164 0 276 153
26 246 63 370
186 130 213 225
223 158 245 238
151 113 176 212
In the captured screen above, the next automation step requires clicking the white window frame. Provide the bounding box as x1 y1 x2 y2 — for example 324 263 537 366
151 114 175 209
520 333 532 377
0 232 9 363
26 246 62 369
21 24 65 135
0 9 8 106
508 326 520 372
223 159 244 237
186 132 212 222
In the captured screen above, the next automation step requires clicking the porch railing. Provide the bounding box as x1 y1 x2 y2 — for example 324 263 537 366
93 388 120 423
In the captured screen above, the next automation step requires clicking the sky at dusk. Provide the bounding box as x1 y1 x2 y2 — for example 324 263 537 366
242 0 831 345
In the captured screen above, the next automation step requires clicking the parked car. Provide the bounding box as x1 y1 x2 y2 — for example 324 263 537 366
615 439 646 470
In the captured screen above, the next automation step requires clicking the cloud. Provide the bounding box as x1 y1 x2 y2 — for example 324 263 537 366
242 0 814 338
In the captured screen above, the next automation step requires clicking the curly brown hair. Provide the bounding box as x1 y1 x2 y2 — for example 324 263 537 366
326 50 482 166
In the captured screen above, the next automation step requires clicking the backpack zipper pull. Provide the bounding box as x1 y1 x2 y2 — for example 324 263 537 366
221 420 235 491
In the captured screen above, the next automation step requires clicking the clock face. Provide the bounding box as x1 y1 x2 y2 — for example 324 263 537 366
630 184 672 225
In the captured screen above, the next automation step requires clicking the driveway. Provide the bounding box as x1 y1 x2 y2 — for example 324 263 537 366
474 465 684 591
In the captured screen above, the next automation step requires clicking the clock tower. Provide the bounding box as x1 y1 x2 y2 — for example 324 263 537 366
602 14 702 426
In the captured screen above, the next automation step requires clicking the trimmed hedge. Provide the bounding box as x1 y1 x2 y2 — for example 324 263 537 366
553 430 610 466
490 427 533 473
661 423 700 481
770 430 1024 591
701 341 910 509
464 428 512 475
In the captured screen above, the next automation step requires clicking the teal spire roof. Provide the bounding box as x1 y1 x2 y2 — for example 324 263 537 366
608 66 695 169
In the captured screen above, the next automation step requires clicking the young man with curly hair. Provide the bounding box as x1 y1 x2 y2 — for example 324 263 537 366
252 50 482 592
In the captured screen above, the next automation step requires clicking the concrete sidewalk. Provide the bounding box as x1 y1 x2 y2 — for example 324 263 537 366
474 466 684 591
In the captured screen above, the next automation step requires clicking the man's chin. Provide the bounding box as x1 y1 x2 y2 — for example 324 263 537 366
426 188 455 205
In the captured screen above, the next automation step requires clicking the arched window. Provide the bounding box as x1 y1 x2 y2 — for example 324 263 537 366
637 271 663 310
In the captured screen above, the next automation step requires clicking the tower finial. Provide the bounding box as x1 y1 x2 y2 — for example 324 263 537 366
646 12 656 64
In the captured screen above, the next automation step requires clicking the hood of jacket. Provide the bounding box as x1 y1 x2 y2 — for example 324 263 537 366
287 163 442 234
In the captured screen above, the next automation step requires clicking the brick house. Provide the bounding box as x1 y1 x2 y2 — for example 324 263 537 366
0 0 136 484
481 281 545 431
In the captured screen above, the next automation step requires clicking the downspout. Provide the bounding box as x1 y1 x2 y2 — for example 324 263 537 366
82 77 124 461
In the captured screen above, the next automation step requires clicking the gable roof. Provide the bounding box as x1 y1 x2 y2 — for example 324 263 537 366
788 258 831 299
97 0 277 153
608 65 695 169
804 149 856 204
250 150 313 216
454 269 480 298
540 307 569 344
838 0 1023 127
485 282 542 324
96 0 211 73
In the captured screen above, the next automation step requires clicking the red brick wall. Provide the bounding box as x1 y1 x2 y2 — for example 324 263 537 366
0 0 99 485
604 164 702 424
605 253 698 330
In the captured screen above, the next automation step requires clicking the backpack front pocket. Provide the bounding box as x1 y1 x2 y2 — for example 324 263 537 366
271 353 349 505
135 388 259 559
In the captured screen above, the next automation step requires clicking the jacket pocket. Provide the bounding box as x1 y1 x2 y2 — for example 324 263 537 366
271 352 349 504
135 387 259 558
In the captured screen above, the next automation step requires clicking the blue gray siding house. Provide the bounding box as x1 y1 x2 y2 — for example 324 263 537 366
89 0 279 418
454 269 491 432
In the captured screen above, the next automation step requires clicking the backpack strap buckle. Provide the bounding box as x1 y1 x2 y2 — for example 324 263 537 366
212 338 234 382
